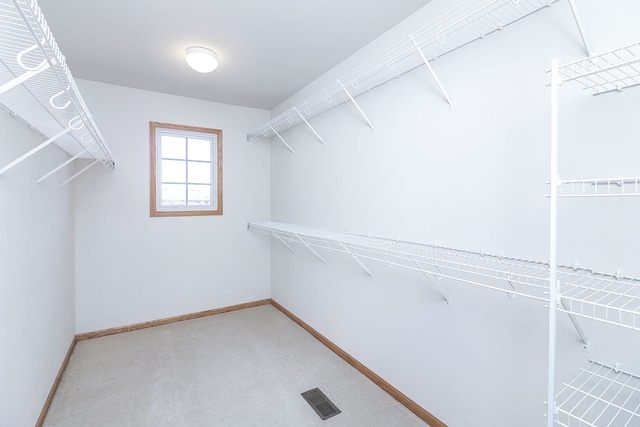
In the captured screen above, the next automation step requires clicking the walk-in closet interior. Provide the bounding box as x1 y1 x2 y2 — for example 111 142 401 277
2 0 640 426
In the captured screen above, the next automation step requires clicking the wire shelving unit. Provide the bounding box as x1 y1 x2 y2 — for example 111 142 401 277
249 221 640 332
555 360 640 426
0 0 115 184
246 0 592 152
548 42 640 426
249 220 550 302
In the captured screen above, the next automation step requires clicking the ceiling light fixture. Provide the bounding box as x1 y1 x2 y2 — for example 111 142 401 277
185 46 218 73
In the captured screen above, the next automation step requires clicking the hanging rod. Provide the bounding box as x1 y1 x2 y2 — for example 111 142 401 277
247 0 586 145
0 0 115 175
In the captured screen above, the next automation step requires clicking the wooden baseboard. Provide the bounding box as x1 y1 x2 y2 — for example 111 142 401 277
76 299 272 341
36 336 77 427
270 300 447 427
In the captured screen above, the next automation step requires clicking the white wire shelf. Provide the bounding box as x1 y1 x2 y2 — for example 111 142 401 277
555 360 640 426
249 221 640 331
558 177 640 198
557 41 640 95
247 0 560 142
0 0 115 174
559 273 640 331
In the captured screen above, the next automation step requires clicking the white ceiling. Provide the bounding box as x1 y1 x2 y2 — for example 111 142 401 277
38 0 432 110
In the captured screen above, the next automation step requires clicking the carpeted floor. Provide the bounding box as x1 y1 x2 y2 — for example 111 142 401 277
43 305 428 426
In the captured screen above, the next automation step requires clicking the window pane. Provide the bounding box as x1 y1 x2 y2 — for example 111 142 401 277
161 160 186 183
188 138 211 161
188 161 211 184
188 184 211 205
161 184 186 206
161 135 186 159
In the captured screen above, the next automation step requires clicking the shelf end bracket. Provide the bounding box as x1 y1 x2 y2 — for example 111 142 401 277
414 260 450 302
341 244 374 278
560 299 590 350
294 108 326 146
295 235 326 263
337 79 374 131
567 0 592 56
60 159 100 187
270 230 295 253
268 124 295 154
0 116 83 176
37 148 89 185
410 36 453 108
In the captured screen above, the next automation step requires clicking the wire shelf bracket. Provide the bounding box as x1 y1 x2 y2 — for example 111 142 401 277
59 159 99 187
0 0 115 179
567 0 592 56
37 148 88 184
269 124 295 154
337 79 374 131
0 115 83 175
410 35 453 108
294 107 326 146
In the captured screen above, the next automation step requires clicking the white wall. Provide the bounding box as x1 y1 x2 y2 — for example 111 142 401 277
0 113 76 426
269 0 640 425
73 80 271 333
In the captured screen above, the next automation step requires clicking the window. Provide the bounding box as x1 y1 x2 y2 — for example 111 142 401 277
150 122 222 217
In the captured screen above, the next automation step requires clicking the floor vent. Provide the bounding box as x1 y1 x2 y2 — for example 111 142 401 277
301 388 341 420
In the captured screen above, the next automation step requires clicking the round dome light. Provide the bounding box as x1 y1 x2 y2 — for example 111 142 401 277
185 46 218 73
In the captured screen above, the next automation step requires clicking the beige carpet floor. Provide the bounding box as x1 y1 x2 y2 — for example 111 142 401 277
43 305 429 426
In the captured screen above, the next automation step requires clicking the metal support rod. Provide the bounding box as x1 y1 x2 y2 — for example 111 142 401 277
37 149 89 184
294 108 326 145
337 79 374 130
560 299 590 347
410 36 453 108
547 57 561 427
414 260 449 302
268 124 295 154
506 280 516 300
0 62 50 96
60 159 99 187
271 231 295 253
0 120 80 175
567 0 592 56
296 235 326 263
341 244 374 278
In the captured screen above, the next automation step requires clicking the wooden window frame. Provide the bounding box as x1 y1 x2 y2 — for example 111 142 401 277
150 121 223 217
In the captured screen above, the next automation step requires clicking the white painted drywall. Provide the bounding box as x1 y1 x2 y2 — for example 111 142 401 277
0 113 76 426
73 80 271 333
269 0 640 425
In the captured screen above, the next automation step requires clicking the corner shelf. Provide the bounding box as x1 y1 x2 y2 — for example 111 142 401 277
247 0 576 149
0 0 115 183
555 360 640 426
